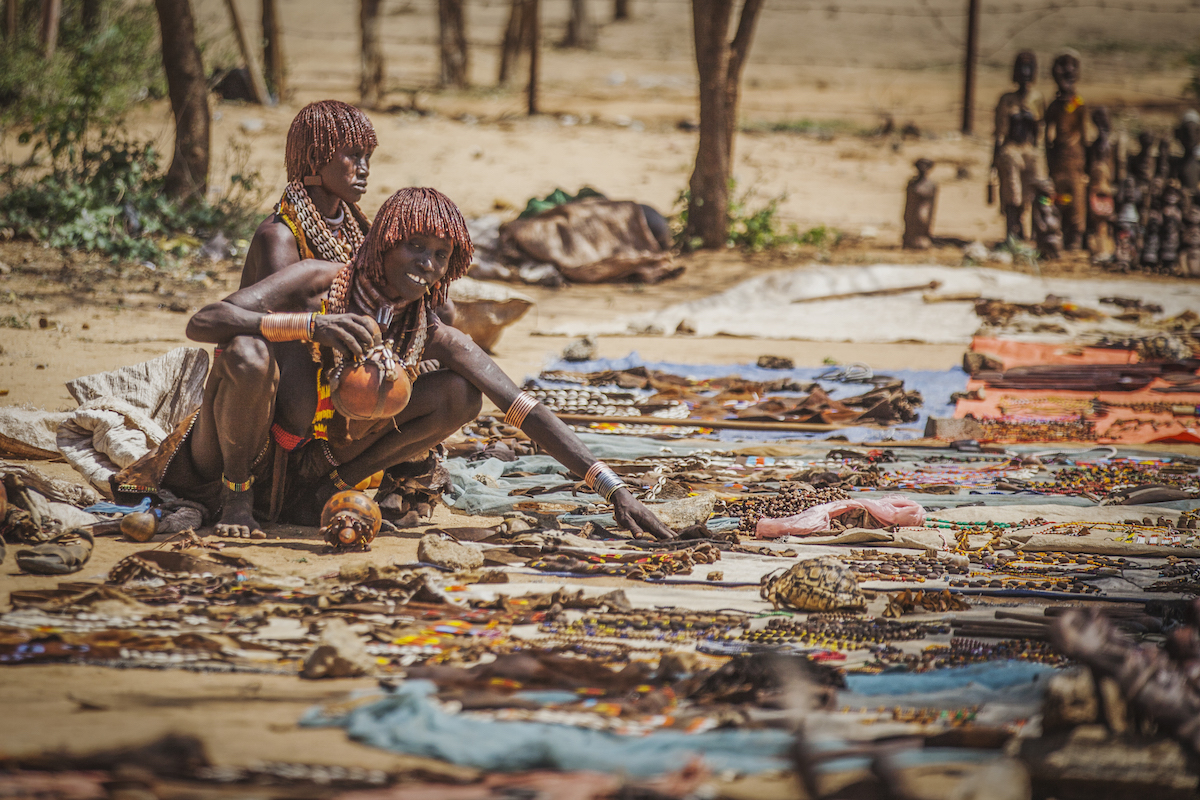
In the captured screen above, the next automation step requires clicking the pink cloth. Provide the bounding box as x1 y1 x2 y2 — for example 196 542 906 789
755 495 926 539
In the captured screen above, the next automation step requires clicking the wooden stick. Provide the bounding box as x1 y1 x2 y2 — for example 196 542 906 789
555 412 846 432
223 0 273 106
790 280 941 304
40 0 61 58
261 0 286 99
527 0 539 115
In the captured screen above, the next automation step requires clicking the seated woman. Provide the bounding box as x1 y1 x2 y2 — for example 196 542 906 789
239 100 376 288
116 188 674 541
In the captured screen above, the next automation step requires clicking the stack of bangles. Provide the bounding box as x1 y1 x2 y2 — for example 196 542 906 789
260 312 316 342
504 391 539 428
584 462 626 502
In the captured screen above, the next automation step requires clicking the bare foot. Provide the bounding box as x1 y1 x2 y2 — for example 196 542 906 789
215 486 265 539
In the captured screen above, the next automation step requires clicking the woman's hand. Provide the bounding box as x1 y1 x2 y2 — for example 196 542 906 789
415 359 441 375
311 313 381 359
611 489 677 540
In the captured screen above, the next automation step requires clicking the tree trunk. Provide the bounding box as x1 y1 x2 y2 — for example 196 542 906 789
613 0 629 21
438 0 468 88
722 0 762 166
498 0 529 86
360 0 384 108
5 0 18 39
561 0 595 48
527 0 539 114
262 0 286 99
223 0 271 105
39 0 60 58
81 0 101 32
155 0 210 201
685 0 763 249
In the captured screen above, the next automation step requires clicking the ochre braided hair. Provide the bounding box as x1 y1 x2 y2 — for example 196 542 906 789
285 100 378 182
329 187 473 313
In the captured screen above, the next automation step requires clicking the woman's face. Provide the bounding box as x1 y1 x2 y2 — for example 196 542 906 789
381 232 453 304
318 144 372 204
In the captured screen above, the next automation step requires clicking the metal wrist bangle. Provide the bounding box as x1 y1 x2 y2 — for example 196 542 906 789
504 391 539 429
584 462 625 502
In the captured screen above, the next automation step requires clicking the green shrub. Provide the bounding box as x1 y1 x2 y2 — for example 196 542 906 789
0 137 262 263
0 0 164 172
673 182 841 252
0 1 261 265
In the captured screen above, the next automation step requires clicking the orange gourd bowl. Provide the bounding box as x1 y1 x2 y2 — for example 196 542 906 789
331 361 413 421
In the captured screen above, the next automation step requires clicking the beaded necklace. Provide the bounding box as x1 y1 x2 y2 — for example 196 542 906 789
280 180 366 263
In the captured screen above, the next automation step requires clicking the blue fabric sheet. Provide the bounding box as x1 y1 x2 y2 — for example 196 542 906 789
442 433 711 516
301 681 793 776
537 353 968 443
843 660 1054 696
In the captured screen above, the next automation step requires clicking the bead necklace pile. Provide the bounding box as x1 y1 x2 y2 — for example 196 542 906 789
860 637 1070 672
978 418 1097 442
728 484 851 533
1031 459 1200 496
842 550 958 582
738 615 949 651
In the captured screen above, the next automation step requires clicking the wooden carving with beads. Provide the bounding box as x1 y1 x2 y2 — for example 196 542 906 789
319 490 382 551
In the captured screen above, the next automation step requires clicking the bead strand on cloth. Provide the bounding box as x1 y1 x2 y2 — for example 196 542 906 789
584 462 625 501
503 392 539 429
260 312 314 342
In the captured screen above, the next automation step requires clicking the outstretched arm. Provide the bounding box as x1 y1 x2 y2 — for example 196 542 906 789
429 326 677 540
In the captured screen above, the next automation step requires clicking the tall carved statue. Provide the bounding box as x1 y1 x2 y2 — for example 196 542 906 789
1161 181 1184 273
1128 131 1156 187
1174 110 1200 194
993 51 1045 241
1086 107 1117 258
1044 50 1087 250
903 158 937 249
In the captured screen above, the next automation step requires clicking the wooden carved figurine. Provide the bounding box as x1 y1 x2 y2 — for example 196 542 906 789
1128 131 1156 187
993 51 1045 241
903 158 937 249
1175 110 1200 194
1086 107 1117 258
1044 50 1087 250
1032 178 1063 259
1182 205 1200 277
1161 181 1184 273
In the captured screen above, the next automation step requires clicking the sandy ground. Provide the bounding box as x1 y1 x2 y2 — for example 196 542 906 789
1 0 1198 780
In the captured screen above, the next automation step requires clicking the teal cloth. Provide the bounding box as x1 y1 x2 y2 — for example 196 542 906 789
518 187 604 219
301 680 792 776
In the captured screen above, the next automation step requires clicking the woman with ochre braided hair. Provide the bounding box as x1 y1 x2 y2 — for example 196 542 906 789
115 188 675 542
239 100 376 288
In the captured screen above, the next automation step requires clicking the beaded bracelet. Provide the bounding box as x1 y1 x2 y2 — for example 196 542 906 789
321 440 340 468
260 312 315 342
504 391 539 429
330 469 352 491
222 474 254 492
584 462 625 502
